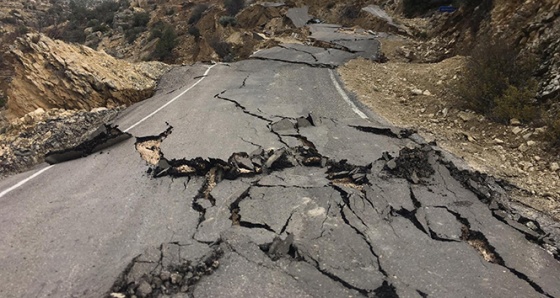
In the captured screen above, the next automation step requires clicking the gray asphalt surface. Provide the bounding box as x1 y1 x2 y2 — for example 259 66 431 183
0 24 559 298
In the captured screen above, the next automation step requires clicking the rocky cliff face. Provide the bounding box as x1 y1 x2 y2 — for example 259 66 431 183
2 33 171 120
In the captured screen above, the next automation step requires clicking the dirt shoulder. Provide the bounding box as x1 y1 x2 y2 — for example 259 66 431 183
339 37 560 220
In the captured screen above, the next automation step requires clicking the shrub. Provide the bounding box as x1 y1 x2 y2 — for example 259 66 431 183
219 16 237 27
492 84 539 123
149 21 166 40
89 0 121 25
92 23 111 33
1 17 18 24
125 26 145 43
16 25 29 35
209 38 233 62
188 4 208 24
132 12 150 27
150 26 178 61
0 92 5 108
223 0 245 16
452 36 539 124
187 26 201 38
545 116 560 147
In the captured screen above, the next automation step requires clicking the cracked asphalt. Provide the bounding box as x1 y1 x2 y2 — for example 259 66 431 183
1 25 559 298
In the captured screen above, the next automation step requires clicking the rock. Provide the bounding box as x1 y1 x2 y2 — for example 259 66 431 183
518 143 529 152
523 132 533 140
170 272 182 284
91 107 109 113
527 140 536 146
551 162 560 172
386 159 397 170
510 118 521 126
494 138 504 144
422 90 432 96
512 127 523 134
3 33 172 120
160 270 171 281
458 111 475 122
410 88 423 95
535 127 546 134
136 280 152 297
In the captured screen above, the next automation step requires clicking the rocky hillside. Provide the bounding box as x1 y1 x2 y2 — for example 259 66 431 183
2 33 171 120
372 0 559 105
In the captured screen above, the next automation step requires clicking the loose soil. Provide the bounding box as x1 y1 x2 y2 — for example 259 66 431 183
340 37 560 220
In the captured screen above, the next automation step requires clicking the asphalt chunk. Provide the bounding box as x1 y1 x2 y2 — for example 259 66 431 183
45 124 131 164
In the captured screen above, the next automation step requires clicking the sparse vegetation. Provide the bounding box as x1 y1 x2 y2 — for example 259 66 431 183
60 0 127 43
124 12 150 44
452 37 539 124
219 16 237 27
223 0 245 16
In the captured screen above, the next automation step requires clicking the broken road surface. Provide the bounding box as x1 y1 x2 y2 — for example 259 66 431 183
0 27 559 298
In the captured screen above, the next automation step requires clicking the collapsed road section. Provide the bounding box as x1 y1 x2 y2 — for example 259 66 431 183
45 124 131 164
109 117 560 297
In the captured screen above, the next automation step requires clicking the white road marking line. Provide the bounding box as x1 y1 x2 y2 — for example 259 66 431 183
0 165 54 198
328 69 368 119
124 63 217 132
0 64 217 199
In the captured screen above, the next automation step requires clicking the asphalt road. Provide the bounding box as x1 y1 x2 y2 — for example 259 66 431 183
1 25 559 298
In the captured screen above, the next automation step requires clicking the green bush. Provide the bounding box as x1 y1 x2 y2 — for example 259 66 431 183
492 84 539 123
16 25 29 35
188 4 208 24
452 37 539 124
125 26 145 43
149 21 167 41
132 12 150 27
187 26 201 38
223 0 245 16
544 115 560 147
209 38 233 62
150 26 178 61
1 17 18 24
219 16 237 27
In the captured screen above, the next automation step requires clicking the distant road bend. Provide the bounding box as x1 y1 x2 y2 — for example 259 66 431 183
0 24 559 298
